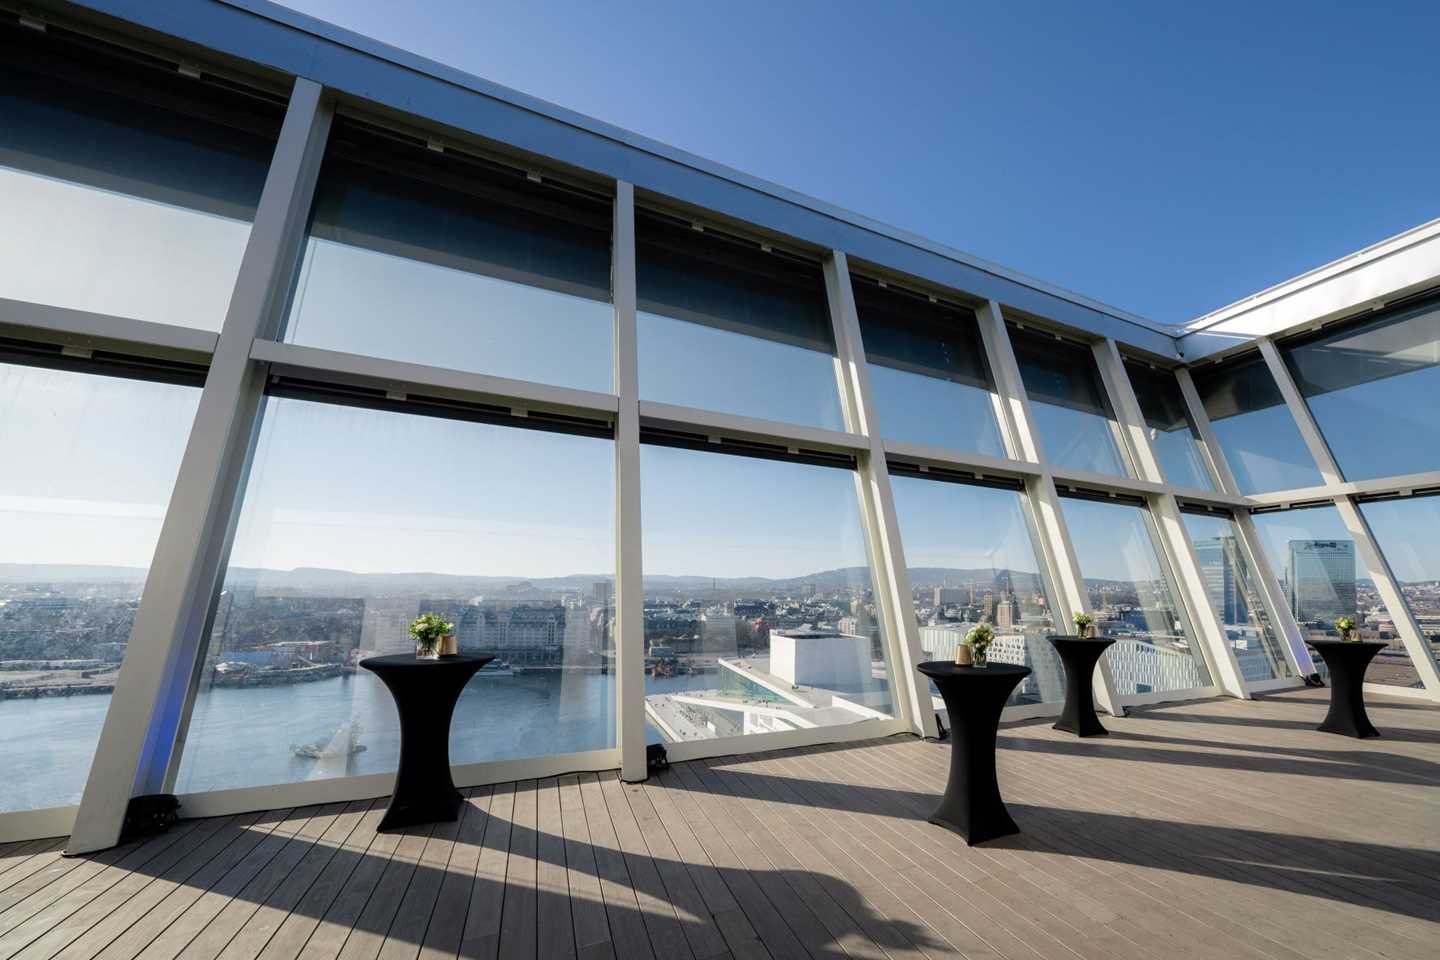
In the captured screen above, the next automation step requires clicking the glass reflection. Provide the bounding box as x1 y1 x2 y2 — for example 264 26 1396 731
1181 512 1292 681
0 24 279 330
285 120 613 391
1125 360 1213 490
640 445 895 741
1061 497 1212 693
0 363 199 812
1251 505 1420 688
853 280 1005 455
1355 495 1440 677
637 213 844 429
1283 298 1440 481
175 397 616 793
890 473 1062 708
1009 326 1130 476
1191 354 1322 494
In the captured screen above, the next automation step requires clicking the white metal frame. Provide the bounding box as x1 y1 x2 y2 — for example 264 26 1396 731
0 23 1435 846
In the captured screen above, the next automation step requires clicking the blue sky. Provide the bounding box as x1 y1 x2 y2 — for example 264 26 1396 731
275 0 1440 324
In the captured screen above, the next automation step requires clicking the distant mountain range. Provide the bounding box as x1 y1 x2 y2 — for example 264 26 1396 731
0 562 1050 595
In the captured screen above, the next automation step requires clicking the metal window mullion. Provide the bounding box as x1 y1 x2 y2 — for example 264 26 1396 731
824 251 935 739
1256 337 1345 486
67 78 334 855
1174 366 1241 496
612 181 648 779
1332 496 1440 698
975 302 1122 716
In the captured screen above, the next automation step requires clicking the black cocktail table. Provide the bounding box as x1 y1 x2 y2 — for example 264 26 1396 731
917 661 1030 845
1306 640 1386 738
1048 635 1115 737
361 653 493 831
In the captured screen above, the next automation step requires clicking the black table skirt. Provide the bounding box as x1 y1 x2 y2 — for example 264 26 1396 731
361 653 494 831
1306 640 1386 739
917 661 1030 845
1048 635 1115 737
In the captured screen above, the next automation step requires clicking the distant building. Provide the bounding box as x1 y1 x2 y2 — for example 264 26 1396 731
592 581 613 606
1193 535 1248 623
769 628 870 691
933 587 964 606
1286 540 1355 622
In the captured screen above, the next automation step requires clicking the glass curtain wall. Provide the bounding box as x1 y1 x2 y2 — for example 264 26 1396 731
175 395 616 794
1250 505 1420 688
1358 494 1440 676
636 211 845 429
1008 326 1130 476
0 20 282 331
1061 495 1212 694
852 279 1006 456
639 443 896 743
1191 353 1323 494
1181 510 1292 682
283 118 614 391
889 471 1063 707
1281 297 1440 481
1124 360 1214 490
0 360 200 812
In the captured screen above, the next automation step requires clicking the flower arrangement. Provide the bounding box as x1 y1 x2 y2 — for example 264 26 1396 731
1073 612 1095 638
1334 616 1358 642
409 613 455 660
964 623 996 668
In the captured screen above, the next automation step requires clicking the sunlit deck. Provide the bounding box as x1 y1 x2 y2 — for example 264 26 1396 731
2 688 1437 960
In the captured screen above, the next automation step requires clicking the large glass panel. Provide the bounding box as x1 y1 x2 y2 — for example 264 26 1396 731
0 361 199 812
1192 354 1323 494
1283 298 1440 481
1251 505 1420 688
637 212 844 429
175 396 615 794
1009 326 1130 476
284 119 613 391
853 280 1005 455
1181 512 1293 682
1125 360 1214 490
1358 496 1440 679
890 473 1063 707
1061 496 1212 694
0 21 281 330
640 445 894 742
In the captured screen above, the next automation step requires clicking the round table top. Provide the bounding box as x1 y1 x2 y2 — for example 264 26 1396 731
360 653 495 672
917 661 1031 681
1046 635 1115 646
1305 639 1386 650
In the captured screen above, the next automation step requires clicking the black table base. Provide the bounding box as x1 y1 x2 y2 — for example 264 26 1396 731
1307 640 1386 739
361 653 493 831
1048 635 1115 737
918 661 1030 845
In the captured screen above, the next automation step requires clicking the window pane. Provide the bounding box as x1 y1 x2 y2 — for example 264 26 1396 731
1356 496 1440 679
1192 354 1322 494
1284 298 1440 481
854 281 1005 455
1009 326 1130 476
0 363 199 813
1251 505 1421 688
285 119 613 392
1061 497 1212 693
637 213 844 429
0 23 280 330
1182 512 1293 682
175 398 615 794
640 446 894 742
890 475 1063 707
1125 360 1214 490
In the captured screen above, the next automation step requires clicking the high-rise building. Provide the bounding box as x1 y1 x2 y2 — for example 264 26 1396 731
933 587 964 606
592 581 613 606
1193 535 1247 623
1286 540 1356 622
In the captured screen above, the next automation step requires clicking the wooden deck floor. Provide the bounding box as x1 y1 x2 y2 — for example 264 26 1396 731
3 687 1438 960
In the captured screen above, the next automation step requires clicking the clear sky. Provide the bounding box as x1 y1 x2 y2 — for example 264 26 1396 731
273 0 1440 324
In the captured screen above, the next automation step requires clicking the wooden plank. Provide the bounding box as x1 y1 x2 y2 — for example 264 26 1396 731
496 780 538 960
375 800 466 960
575 773 654 960
295 805 406 960
594 772 691 960
531 778 574 960
556 775 611 960
458 781 513 960
417 788 489 960
332 822 435 960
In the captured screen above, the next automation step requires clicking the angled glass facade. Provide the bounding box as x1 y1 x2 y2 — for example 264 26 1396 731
4 1 1439 849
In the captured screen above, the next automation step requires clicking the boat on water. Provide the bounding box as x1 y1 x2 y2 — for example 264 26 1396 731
477 660 519 677
291 721 367 760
